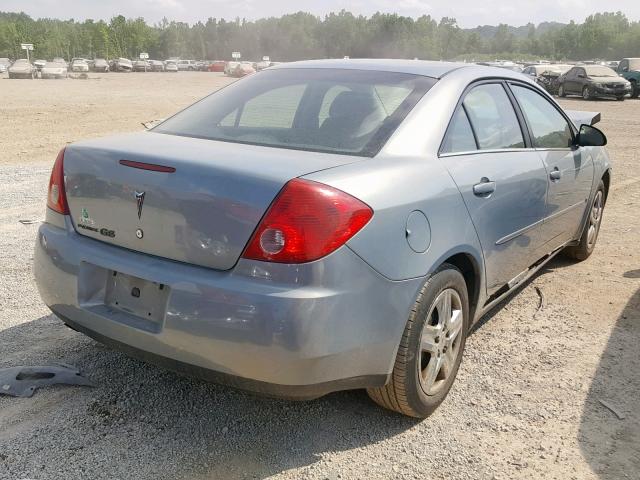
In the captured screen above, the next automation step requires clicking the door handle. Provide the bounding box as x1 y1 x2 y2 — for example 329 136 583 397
473 178 496 196
550 168 562 181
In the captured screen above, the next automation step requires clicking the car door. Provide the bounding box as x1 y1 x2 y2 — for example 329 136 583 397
509 83 594 251
441 82 549 295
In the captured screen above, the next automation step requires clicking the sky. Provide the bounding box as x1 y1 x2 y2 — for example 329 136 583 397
2 0 640 28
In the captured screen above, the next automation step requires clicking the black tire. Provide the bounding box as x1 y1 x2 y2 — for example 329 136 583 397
631 81 639 99
616 96 625 102
367 263 469 418
582 86 592 100
558 83 566 97
564 180 606 261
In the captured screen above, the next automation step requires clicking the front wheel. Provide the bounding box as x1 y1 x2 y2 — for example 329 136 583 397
558 83 566 97
564 180 605 261
367 264 469 418
616 96 625 102
631 82 639 99
582 86 592 100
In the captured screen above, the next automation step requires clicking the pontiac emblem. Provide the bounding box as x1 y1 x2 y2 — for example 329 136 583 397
134 191 145 219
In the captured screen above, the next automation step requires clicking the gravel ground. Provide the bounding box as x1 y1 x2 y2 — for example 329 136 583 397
0 72 638 480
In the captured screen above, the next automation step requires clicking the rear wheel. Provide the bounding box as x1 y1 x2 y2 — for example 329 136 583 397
367 264 469 418
582 86 592 100
564 180 605 261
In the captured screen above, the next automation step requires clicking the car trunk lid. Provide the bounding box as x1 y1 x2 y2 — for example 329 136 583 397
63 131 362 270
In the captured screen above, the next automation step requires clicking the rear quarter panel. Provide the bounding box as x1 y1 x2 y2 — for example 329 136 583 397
304 155 484 284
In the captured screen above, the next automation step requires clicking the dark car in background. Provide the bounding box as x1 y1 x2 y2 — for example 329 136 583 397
617 58 640 98
558 64 632 101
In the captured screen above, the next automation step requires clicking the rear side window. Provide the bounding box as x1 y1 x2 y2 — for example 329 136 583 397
510 85 573 148
462 84 524 150
441 107 477 154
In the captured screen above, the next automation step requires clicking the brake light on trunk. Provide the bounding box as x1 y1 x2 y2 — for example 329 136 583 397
47 148 69 215
242 179 373 263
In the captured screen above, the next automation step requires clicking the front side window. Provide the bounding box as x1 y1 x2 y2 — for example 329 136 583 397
154 69 436 157
510 85 573 149
462 84 524 150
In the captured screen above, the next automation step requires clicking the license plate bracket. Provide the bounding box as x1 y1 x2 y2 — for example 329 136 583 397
104 271 169 326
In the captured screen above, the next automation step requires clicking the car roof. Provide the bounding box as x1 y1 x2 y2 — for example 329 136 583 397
269 59 470 79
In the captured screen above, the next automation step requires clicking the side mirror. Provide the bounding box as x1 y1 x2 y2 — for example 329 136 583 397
576 124 607 147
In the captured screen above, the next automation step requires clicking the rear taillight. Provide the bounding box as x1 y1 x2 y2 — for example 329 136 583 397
242 179 373 263
47 148 69 215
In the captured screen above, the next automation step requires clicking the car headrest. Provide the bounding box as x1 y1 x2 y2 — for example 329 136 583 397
329 91 377 118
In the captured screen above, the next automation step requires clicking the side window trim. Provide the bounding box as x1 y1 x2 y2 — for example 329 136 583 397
505 81 577 150
461 104 480 150
438 79 532 157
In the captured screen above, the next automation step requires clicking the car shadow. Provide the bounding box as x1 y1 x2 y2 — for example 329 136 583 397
577 286 640 478
0 313 416 479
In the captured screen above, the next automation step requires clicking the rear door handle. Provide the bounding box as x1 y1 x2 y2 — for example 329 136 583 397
550 168 562 181
473 178 496 196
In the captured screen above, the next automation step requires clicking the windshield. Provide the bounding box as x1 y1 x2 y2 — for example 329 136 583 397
628 59 640 71
154 68 436 157
584 65 617 77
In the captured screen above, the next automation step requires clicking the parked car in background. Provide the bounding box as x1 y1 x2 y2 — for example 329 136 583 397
147 60 165 72
34 59 47 71
34 60 611 419
617 58 640 98
110 58 133 72
133 60 150 72
177 59 197 71
523 64 572 94
207 60 225 72
230 61 255 77
52 57 68 69
70 58 89 73
255 59 272 71
558 64 632 100
224 61 240 75
92 58 109 72
8 59 35 79
40 61 68 79
164 60 178 73
0 57 11 71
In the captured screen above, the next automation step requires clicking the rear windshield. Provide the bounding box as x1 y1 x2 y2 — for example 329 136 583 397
154 68 436 157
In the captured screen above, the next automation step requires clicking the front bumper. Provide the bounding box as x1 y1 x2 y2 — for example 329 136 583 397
35 213 422 398
592 85 631 97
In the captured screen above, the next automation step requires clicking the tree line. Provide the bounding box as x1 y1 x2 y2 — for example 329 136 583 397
0 10 638 62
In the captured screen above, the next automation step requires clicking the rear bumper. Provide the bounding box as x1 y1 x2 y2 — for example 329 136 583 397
34 214 422 397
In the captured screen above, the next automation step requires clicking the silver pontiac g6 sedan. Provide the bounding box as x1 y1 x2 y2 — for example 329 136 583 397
35 60 610 418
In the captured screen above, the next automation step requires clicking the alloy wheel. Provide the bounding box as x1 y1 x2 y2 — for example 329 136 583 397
418 288 464 396
587 190 604 249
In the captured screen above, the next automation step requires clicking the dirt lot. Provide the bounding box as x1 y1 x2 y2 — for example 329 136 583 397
0 72 638 480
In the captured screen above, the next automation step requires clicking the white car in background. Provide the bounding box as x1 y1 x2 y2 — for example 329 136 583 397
41 61 68 79
70 58 89 73
164 60 178 72
8 59 35 79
